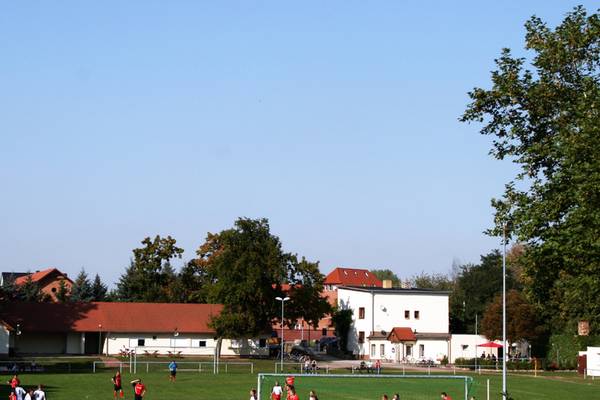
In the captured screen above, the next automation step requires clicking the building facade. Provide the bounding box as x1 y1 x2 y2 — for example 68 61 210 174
337 286 450 363
0 302 268 357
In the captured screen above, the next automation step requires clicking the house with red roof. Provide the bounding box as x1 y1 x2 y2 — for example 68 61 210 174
14 268 73 302
0 302 268 357
336 285 450 363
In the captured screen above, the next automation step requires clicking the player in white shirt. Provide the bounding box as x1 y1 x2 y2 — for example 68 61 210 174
14 386 26 400
24 389 33 400
33 385 46 400
271 381 283 400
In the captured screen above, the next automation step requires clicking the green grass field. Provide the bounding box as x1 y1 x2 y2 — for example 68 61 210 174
2 360 599 400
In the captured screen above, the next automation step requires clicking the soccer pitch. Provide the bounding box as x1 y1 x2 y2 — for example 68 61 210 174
2 366 600 399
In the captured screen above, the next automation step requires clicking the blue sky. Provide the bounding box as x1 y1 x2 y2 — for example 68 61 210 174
1 1 596 287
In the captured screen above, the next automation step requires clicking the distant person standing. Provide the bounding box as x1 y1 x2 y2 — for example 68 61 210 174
271 380 283 400
131 379 146 400
168 360 178 382
440 392 453 400
112 371 124 398
33 385 46 400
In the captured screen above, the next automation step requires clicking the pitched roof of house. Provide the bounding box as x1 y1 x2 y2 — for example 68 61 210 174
324 268 382 287
14 268 73 285
387 327 417 342
0 302 222 333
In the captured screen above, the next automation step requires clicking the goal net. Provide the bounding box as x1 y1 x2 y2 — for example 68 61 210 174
257 373 473 400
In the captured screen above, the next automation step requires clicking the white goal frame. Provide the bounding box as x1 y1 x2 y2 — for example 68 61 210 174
257 373 473 400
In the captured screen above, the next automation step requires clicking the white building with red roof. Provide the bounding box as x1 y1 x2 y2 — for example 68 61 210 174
0 302 268 357
336 285 450 363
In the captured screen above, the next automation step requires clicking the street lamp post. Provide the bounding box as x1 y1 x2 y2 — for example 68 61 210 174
502 222 507 400
275 296 290 371
98 324 102 355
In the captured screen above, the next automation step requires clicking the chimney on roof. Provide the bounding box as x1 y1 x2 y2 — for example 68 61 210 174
382 279 393 289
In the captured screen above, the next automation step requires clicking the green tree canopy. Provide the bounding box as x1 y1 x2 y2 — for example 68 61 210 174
462 6 600 333
481 289 541 345
195 218 329 341
91 273 108 301
70 269 94 302
410 272 454 291
116 235 184 302
450 251 520 333
370 269 400 287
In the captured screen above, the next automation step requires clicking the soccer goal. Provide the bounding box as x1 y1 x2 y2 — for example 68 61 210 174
257 373 473 400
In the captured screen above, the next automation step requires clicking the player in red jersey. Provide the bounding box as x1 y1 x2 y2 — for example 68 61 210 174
111 371 124 398
287 385 299 400
7 374 20 393
130 379 146 400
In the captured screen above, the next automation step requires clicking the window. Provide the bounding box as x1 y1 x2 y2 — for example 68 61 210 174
359 307 365 319
380 344 385 355
404 310 410 319
137 339 145 347
419 344 425 358
259 338 267 348
199 341 207 347
322 328 327 336
406 344 412 356
414 310 420 319
371 344 376 356
358 331 365 344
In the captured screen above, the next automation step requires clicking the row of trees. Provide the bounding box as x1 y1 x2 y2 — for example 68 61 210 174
2 218 334 351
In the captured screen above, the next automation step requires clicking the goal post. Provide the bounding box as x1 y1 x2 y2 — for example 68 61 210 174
257 373 473 400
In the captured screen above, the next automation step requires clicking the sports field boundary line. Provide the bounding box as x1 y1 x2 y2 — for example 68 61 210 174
257 372 473 400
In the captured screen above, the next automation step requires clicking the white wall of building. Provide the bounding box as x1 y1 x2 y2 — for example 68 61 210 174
450 334 492 363
586 347 600 376
337 287 449 361
104 333 268 357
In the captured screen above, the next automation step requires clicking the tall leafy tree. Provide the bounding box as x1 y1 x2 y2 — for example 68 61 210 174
116 235 184 302
70 269 94 302
450 251 520 333
195 218 327 356
462 6 600 333
481 289 541 346
285 258 332 329
176 260 208 303
331 307 353 352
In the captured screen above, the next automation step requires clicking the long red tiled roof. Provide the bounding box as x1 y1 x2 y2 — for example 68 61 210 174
324 267 382 287
0 302 222 333
14 268 73 285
